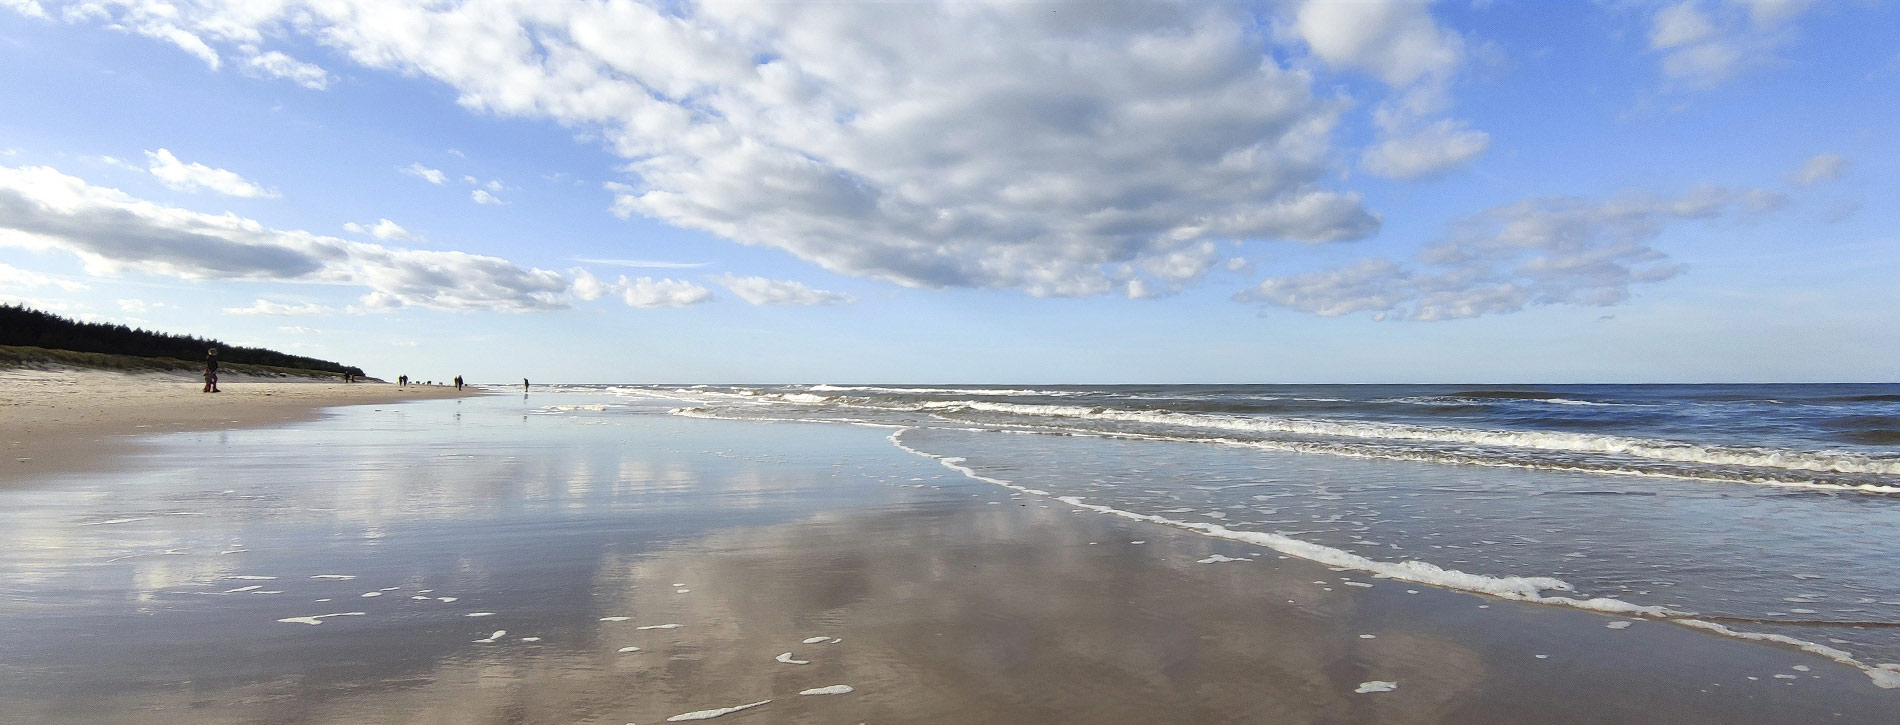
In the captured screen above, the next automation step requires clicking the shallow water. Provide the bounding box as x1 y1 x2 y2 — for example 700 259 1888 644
596 383 1900 674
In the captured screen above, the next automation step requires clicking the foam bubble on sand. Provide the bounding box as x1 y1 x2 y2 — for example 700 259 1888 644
666 700 770 721
775 652 810 664
803 636 831 644
474 631 506 643
1355 681 1398 693
1606 621 1632 629
467 612 495 617
618 646 642 653
277 612 366 625
600 616 630 621
799 685 854 695
1198 555 1246 564
638 624 682 630
223 585 263 593
311 575 356 580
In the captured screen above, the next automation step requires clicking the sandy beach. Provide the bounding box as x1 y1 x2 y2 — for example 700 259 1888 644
0 367 477 477
0 385 1895 723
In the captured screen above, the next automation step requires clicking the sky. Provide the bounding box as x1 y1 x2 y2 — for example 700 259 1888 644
0 0 1894 384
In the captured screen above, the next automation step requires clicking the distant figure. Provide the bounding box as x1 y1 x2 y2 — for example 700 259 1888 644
523 378 530 391
454 375 464 391
398 374 406 387
202 348 220 393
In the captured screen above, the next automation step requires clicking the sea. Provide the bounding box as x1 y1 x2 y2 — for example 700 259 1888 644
568 382 1900 685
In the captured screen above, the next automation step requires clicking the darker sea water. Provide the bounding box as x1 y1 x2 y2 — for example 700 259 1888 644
581 382 1900 685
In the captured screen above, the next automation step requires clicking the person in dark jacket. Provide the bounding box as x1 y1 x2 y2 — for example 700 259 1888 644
203 348 220 393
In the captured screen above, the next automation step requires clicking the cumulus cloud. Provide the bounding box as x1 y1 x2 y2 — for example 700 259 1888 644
1647 0 1817 87
1283 0 1487 179
470 189 503 205
34 0 1383 297
3 1 48 20
1239 186 1775 321
713 275 853 306
616 276 713 308
242 50 331 90
344 218 416 242
224 299 333 316
145 148 278 198
1788 153 1845 186
0 164 568 312
401 163 446 185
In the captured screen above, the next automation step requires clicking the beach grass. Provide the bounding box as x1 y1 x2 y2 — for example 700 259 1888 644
0 344 353 380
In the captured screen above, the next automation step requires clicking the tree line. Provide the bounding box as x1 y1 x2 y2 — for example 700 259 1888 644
1 304 365 377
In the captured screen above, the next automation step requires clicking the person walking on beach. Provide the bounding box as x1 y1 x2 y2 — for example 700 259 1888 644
202 348 220 393
523 378 529 392
454 375 464 391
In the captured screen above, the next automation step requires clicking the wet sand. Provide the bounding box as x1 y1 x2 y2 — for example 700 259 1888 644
0 367 477 476
0 392 1894 723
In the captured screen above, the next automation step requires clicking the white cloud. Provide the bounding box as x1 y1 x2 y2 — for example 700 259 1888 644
1360 117 1491 180
1646 0 1818 87
3 1 48 20
617 276 713 308
1239 186 1776 321
276 325 321 334
1289 0 1464 86
568 268 610 301
145 148 278 198
344 218 416 242
40 0 1382 297
713 275 853 306
224 299 334 316
0 164 570 312
242 50 331 90
0 261 86 290
572 257 710 269
116 298 145 312
1788 153 1845 186
401 162 446 185
470 189 503 205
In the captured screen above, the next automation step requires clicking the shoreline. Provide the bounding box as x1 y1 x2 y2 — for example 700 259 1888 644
0 366 481 479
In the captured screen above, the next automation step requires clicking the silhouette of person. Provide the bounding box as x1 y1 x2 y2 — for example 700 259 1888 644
203 348 220 393
523 378 529 391
454 375 464 391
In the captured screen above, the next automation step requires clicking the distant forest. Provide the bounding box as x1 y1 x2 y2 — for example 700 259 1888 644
1 304 364 377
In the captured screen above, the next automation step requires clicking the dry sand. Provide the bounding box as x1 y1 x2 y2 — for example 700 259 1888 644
0 367 477 477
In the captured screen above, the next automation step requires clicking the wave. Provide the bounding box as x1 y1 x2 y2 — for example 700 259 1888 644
808 384 1079 397
916 400 1900 477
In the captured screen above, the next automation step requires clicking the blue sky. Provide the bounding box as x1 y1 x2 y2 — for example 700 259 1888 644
0 0 1893 384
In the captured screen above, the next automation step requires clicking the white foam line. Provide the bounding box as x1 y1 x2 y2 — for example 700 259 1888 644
1355 681 1397 694
618 646 642 653
226 575 277 580
775 652 809 664
474 630 506 643
666 700 771 721
1676 620 1900 689
223 585 263 593
82 518 151 526
637 624 681 630
600 616 630 621
802 636 831 644
799 685 854 695
311 574 356 580
277 612 365 625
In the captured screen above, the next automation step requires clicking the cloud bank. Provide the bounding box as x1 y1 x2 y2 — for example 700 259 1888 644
1238 187 1776 321
23 0 1406 298
0 164 567 312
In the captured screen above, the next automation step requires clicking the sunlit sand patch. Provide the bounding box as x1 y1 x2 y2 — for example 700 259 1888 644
665 700 770 721
775 652 810 664
798 685 853 695
1355 681 1398 693
474 630 506 643
276 612 366 625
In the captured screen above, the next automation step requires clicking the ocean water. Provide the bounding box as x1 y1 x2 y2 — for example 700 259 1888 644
574 383 1900 685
